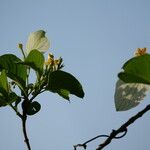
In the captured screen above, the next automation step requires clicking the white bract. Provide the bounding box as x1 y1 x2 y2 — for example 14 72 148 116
114 79 150 111
26 30 50 54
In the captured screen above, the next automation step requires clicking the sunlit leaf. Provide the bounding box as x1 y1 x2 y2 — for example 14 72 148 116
0 70 9 96
0 70 15 107
21 50 44 78
46 70 84 100
114 79 150 111
0 54 27 89
58 89 70 100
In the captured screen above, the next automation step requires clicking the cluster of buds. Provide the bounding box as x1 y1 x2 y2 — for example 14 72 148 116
134 47 147 57
45 53 63 71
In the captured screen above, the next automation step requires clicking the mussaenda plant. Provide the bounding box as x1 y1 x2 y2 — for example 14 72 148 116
0 30 84 150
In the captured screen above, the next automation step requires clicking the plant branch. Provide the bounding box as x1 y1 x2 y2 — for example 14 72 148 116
30 82 46 102
74 104 150 150
74 130 127 150
9 103 22 118
22 115 31 150
74 135 110 150
22 100 31 150
96 104 150 150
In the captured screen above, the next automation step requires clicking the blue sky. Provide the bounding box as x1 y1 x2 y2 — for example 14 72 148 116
0 0 150 150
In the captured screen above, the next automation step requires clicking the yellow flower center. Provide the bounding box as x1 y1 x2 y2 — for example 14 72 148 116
134 48 147 57
45 53 62 70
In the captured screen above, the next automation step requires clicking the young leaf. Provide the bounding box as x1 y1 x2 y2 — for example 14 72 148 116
20 50 44 78
26 101 41 115
0 54 27 89
46 70 84 100
118 54 150 84
114 79 150 111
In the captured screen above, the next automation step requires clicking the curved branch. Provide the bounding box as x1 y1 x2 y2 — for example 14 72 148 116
74 104 150 150
74 130 127 150
74 135 110 150
96 104 150 150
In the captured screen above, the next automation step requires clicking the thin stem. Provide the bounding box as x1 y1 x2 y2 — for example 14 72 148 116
22 99 31 150
27 67 30 86
74 135 110 150
74 131 127 150
74 104 150 150
18 44 26 60
96 104 150 150
9 100 31 150
22 116 31 150
30 83 46 102
9 103 22 118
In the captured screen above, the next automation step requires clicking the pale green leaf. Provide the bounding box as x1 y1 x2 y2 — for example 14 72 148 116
114 79 150 111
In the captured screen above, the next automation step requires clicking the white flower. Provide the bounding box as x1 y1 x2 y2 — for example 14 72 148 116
26 30 50 54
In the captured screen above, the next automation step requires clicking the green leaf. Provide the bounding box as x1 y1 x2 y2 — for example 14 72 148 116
15 97 21 108
114 79 150 111
0 70 9 96
0 70 20 107
0 95 7 107
8 92 21 105
118 54 150 84
0 92 20 107
58 89 70 100
26 101 41 115
46 70 84 100
21 50 44 78
0 54 27 89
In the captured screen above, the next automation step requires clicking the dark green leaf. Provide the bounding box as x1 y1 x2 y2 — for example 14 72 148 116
8 92 21 104
26 101 41 115
46 70 84 100
0 95 7 107
118 54 150 84
0 54 27 89
22 50 44 78
15 97 21 108
118 72 150 84
0 92 20 107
